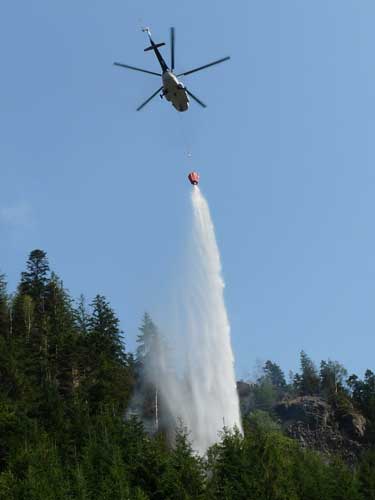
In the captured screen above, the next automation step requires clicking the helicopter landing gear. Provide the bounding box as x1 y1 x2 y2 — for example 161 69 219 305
160 88 169 99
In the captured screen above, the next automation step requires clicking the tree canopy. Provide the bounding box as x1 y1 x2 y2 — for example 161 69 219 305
0 250 373 499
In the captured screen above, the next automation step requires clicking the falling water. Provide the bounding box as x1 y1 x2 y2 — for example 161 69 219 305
157 186 242 454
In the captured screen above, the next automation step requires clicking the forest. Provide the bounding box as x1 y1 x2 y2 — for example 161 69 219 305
0 249 374 499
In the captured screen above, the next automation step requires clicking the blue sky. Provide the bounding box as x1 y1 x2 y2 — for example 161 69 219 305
1 0 374 380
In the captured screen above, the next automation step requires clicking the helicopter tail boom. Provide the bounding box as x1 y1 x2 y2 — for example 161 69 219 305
144 42 165 52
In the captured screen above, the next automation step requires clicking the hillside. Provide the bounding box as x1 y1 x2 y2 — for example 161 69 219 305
0 250 374 499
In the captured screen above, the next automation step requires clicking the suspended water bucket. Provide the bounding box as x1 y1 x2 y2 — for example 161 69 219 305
188 171 199 185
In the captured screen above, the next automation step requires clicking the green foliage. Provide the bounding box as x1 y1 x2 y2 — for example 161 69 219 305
0 274 9 339
320 359 348 399
292 448 364 500
11 293 35 340
253 377 278 411
0 470 18 500
136 313 156 362
74 294 89 335
206 426 365 500
252 360 287 409
0 250 374 499
89 294 125 361
263 360 287 390
135 313 168 379
77 431 131 499
245 409 281 434
358 449 375 500
206 426 300 500
19 249 49 306
162 426 206 499
294 351 320 395
20 436 70 500
80 295 133 414
348 370 375 441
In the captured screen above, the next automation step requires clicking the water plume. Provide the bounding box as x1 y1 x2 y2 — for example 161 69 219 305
147 186 242 453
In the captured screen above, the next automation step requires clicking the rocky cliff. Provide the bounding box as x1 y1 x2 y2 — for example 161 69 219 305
274 396 366 465
238 382 367 465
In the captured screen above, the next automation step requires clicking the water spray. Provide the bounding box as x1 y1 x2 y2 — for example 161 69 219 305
151 179 242 454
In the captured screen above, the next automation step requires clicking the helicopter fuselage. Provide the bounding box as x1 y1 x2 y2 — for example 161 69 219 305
146 34 189 112
161 71 189 112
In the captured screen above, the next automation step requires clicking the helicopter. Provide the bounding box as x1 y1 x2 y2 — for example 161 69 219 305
114 27 230 112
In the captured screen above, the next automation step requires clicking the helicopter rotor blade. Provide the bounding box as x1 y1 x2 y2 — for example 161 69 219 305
113 62 161 77
177 56 230 77
170 27 175 70
136 86 163 111
186 89 207 108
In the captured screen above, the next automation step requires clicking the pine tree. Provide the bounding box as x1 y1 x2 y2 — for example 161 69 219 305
136 312 158 365
10 250 51 390
135 313 171 431
82 295 131 413
136 313 169 380
320 359 348 398
163 425 205 498
348 369 375 442
44 273 77 397
19 249 50 311
0 274 9 339
253 378 277 411
295 351 320 396
358 449 375 500
262 360 286 390
20 434 70 500
89 295 125 362
74 295 90 336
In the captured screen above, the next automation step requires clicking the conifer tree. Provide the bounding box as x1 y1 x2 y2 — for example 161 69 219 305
348 369 375 442
89 295 125 362
20 434 70 500
44 273 77 397
11 250 51 388
253 377 277 411
135 313 172 431
83 295 131 413
320 359 348 398
11 294 35 341
136 313 170 380
358 449 375 500
136 312 158 365
0 274 9 338
74 295 90 336
262 360 287 390
19 249 50 310
295 351 320 395
170 426 205 497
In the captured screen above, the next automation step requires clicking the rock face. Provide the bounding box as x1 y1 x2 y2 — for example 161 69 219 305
274 396 366 465
339 411 366 440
